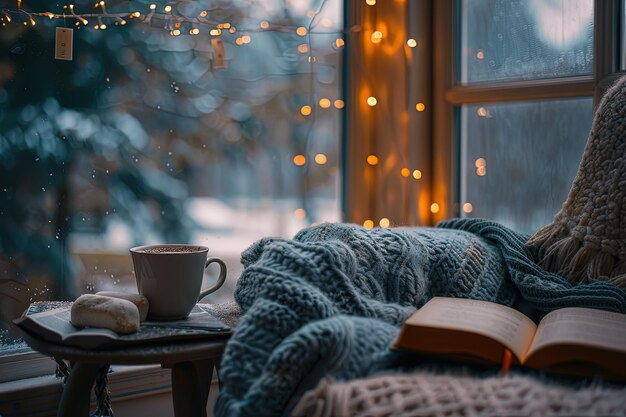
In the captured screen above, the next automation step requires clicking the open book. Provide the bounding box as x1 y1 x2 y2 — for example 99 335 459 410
392 297 626 379
14 303 231 349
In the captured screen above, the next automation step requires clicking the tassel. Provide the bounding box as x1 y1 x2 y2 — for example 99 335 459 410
586 252 616 279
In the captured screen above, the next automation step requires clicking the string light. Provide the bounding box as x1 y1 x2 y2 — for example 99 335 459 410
367 96 377 106
366 0 376 5
363 219 374 229
412 169 422 179
314 154 327 165
366 155 379 166
463 203 473 213
333 99 344 109
241 35 251 44
297 44 309 53
319 98 331 108
164 5 172 13
334 38 345 48
294 208 306 219
300 105 312 116
371 30 383 44
259 21 269 29
400 168 410 177
415 102 425 112
293 155 306 166
379 218 390 228
430 203 440 214
476 49 485 60
407 38 417 48
189 27 200 35
296 26 307 36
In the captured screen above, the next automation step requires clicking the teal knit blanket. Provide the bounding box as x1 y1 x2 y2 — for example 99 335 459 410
215 219 626 417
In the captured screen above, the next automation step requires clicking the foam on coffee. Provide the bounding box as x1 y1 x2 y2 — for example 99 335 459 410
137 246 206 254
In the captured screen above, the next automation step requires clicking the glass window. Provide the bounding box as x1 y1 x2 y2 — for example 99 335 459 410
460 98 593 233
460 0 594 84
0 0 342 355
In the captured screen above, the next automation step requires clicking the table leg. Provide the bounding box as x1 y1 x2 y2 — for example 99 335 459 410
57 362 100 417
168 359 215 417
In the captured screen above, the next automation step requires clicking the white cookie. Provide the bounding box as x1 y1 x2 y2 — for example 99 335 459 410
96 291 150 321
71 294 140 334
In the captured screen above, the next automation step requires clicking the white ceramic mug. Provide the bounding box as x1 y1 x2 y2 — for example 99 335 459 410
130 244 227 320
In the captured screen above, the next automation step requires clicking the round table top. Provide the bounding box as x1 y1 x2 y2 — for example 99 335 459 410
15 325 230 365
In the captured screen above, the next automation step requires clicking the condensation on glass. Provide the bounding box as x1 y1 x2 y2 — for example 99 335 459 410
0 0 342 354
459 0 594 84
460 98 593 234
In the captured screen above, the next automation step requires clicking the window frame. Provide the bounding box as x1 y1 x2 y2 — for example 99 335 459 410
432 0 626 221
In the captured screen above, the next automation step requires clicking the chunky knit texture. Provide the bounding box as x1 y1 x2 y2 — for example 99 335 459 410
215 219 626 417
526 75 626 287
292 372 626 417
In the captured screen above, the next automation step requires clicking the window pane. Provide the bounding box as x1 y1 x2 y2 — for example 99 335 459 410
460 99 593 234
0 1 342 355
459 0 594 84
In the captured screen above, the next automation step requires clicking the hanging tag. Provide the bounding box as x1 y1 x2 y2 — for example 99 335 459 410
55 27 73 61
211 39 227 69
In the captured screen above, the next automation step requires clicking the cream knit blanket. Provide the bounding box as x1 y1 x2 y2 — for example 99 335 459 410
292 372 626 417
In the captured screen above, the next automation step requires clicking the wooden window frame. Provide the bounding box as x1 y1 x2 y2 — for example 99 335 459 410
431 0 626 221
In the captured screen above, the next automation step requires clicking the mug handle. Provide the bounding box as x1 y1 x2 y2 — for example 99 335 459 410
198 258 227 301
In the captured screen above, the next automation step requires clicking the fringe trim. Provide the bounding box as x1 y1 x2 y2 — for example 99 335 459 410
526 223 626 288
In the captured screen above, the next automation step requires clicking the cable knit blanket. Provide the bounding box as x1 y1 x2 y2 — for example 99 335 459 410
215 219 626 417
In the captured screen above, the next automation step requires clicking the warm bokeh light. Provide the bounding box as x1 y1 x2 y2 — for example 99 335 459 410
407 38 417 48
371 31 383 44
334 99 345 109
314 153 327 165
189 28 200 35
379 218 390 228
476 166 487 176
335 38 345 48
293 155 306 166
415 102 425 112
401 168 410 177
367 155 379 166
294 208 306 219
477 107 488 117
164 5 172 12
463 203 473 213
171 29 180 36
300 105 312 116
260 21 269 29
430 203 440 213
476 49 485 60
297 44 309 53
367 96 377 106
412 169 422 179
210 29 221 36
475 158 486 167
319 98 331 108
296 26 307 36
363 219 374 229
366 0 376 5
235 37 244 45
242 35 251 44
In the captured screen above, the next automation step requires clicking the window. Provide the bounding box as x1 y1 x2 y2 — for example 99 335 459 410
434 0 625 234
0 0 342 359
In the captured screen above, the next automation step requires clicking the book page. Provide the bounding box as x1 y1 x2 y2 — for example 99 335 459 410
407 297 537 360
527 308 626 356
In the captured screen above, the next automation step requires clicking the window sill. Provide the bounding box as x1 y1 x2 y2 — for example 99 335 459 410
0 363 218 416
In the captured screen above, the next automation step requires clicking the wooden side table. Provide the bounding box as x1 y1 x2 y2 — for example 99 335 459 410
14 325 230 417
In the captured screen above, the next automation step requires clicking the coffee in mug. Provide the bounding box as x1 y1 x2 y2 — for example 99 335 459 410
130 244 227 320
